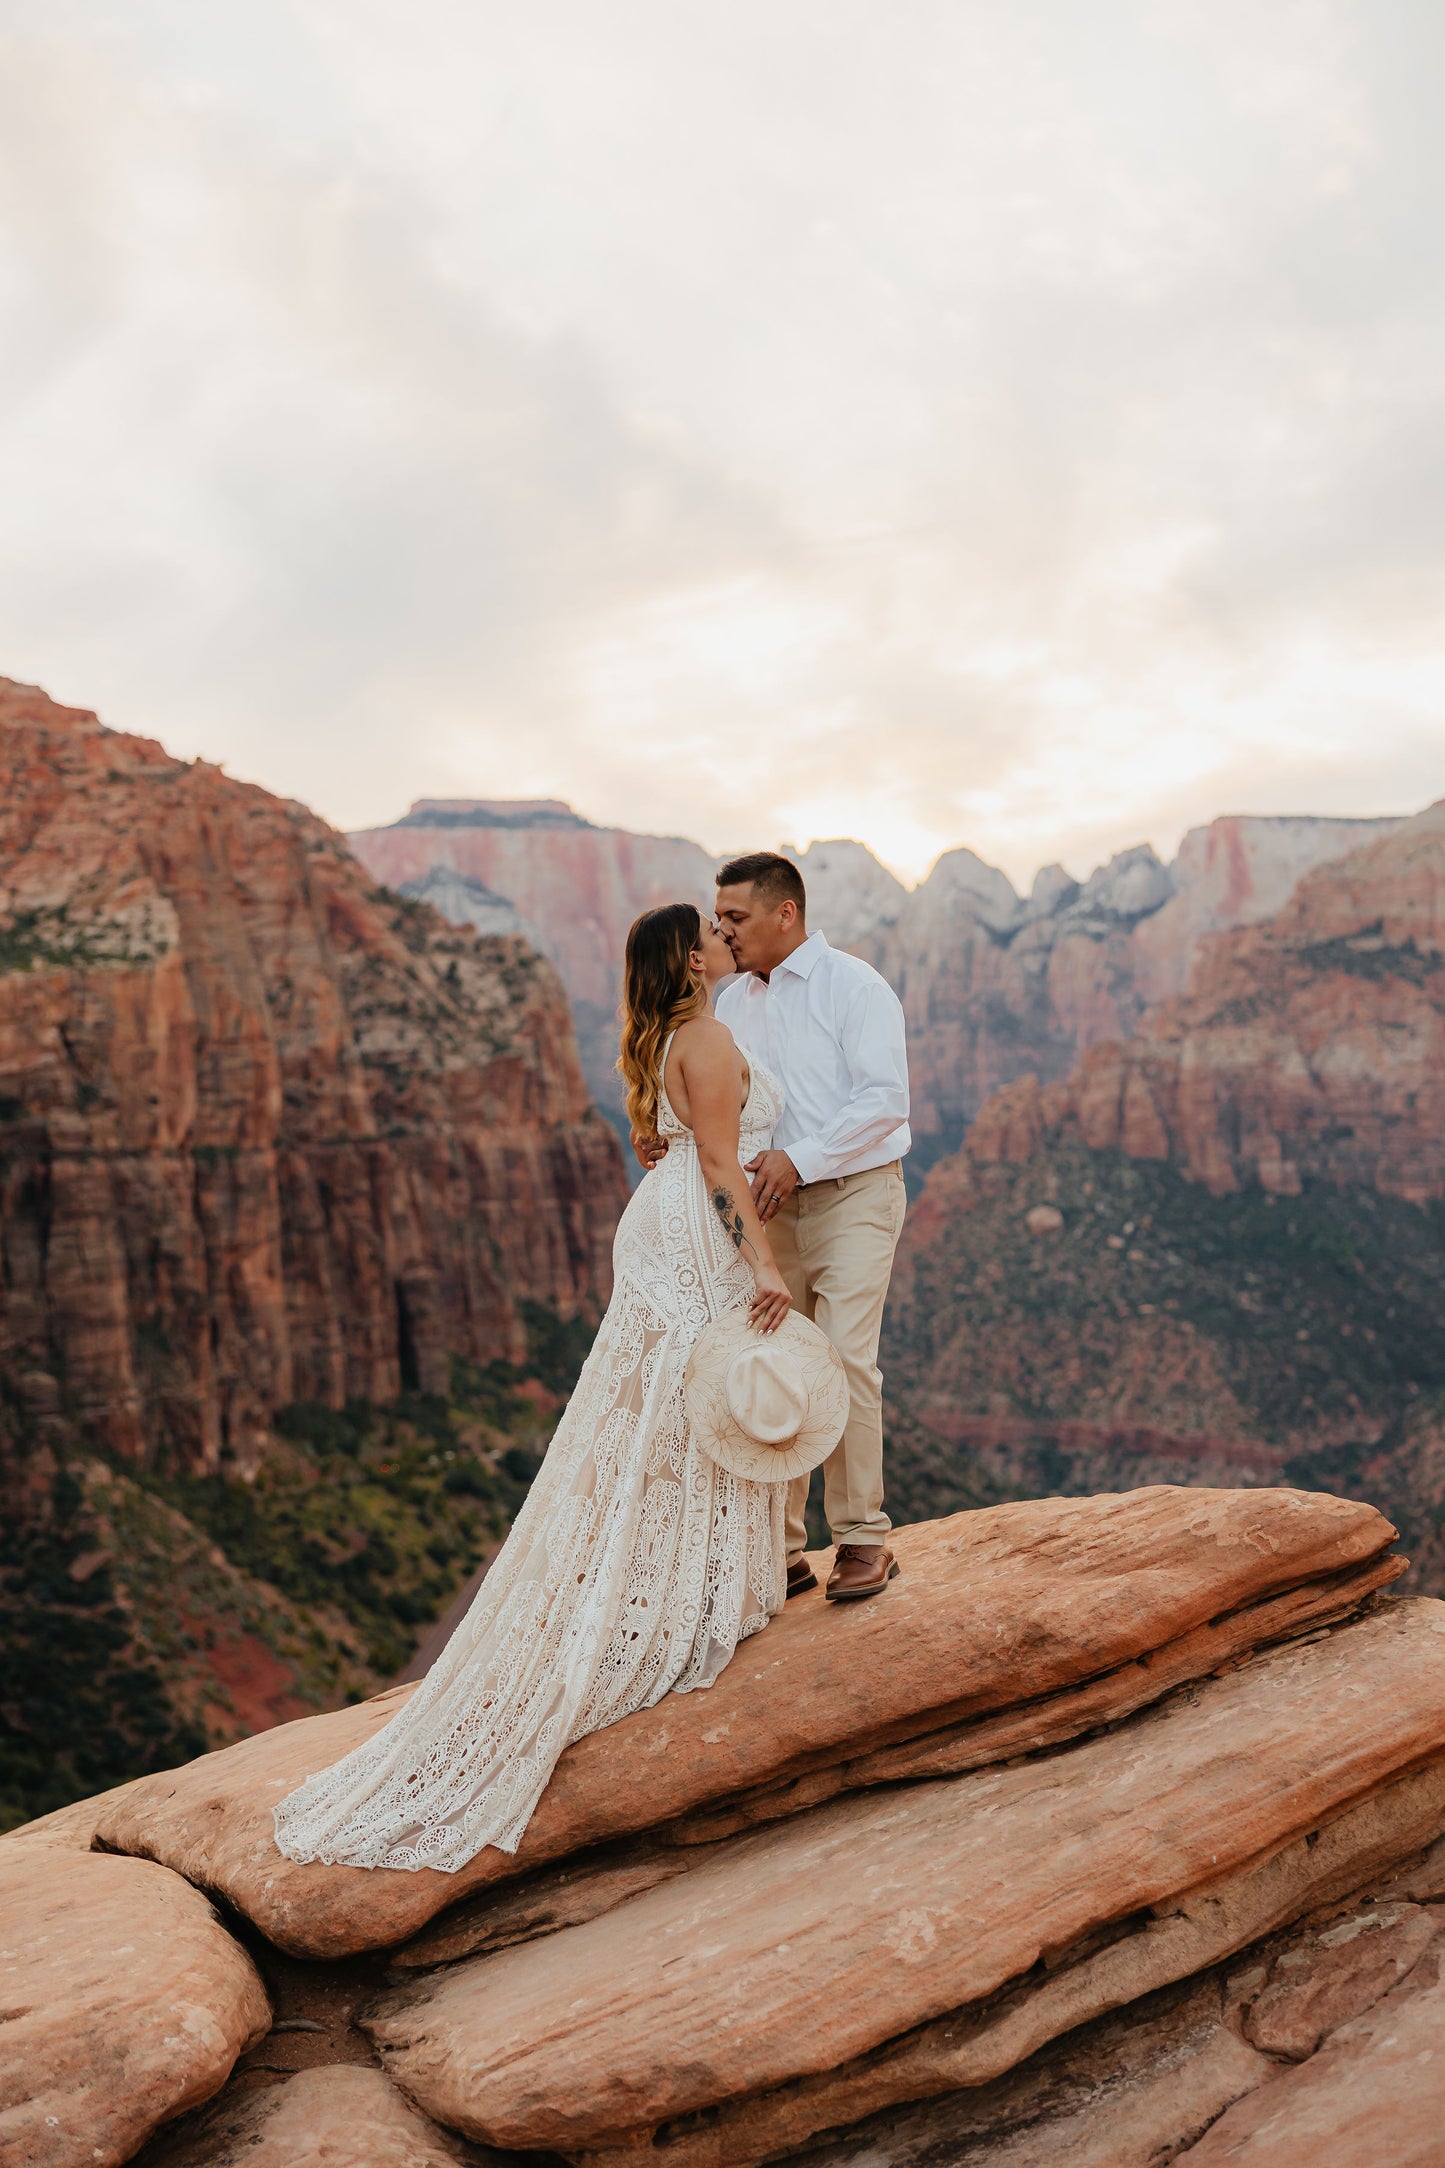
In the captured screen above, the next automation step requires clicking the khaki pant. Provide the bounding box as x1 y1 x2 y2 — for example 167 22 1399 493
767 1161 907 1556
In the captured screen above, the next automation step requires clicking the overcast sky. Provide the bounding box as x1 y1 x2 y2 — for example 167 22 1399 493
2 2 1443 886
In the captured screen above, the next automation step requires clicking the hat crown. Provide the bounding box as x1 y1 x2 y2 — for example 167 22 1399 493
682 1305 848 1485
724 1342 810 1447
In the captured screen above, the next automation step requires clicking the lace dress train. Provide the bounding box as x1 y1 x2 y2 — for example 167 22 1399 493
272 1052 787 1872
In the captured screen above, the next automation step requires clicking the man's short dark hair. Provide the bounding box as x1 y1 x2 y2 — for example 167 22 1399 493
716 851 806 916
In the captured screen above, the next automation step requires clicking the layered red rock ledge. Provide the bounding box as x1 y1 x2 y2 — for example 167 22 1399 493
93 1486 1398 1957
10 1489 1445 2168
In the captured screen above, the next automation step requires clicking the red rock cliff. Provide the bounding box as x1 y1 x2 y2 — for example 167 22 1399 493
348 806 717 1130
966 801 1445 1202
0 681 627 1476
852 815 1401 1166
876 807 1445 1543
347 806 716 1014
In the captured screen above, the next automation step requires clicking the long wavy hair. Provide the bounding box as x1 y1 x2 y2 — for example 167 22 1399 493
618 902 704 1139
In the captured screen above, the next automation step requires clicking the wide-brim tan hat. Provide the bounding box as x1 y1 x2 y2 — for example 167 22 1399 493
684 1306 849 1484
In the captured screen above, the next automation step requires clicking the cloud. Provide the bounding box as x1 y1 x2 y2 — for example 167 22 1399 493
0 2 1442 886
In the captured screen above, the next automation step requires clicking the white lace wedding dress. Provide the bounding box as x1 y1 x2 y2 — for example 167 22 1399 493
272 1041 787 1872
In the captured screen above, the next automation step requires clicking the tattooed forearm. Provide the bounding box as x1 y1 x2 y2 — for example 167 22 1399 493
711 1184 758 1262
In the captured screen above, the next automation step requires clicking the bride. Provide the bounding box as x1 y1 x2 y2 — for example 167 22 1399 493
272 902 794 1873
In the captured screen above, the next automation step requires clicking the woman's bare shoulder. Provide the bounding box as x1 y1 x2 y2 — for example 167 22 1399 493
672 1014 736 1063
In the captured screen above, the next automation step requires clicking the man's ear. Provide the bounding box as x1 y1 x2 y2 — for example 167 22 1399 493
777 898 798 931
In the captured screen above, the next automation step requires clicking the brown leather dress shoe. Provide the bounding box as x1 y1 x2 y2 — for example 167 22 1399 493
825 1543 900 1601
786 1556 819 1598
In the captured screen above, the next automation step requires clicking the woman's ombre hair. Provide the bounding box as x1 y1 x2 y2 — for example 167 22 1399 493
618 902 704 1139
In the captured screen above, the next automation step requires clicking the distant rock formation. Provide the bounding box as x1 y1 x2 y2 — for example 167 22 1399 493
350 801 718 1133
397 864 543 946
1129 812 1407 1002
852 812 1402 1170
353 800 1399 1170
14 1488 1445 2165
0 681 626 1480
396 797 590 829
967 801 1445 1202
783 836 911 944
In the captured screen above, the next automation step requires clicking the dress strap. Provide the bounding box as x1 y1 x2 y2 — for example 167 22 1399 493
657 1030 683 1134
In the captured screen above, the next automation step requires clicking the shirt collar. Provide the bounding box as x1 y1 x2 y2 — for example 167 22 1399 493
771 930 828 981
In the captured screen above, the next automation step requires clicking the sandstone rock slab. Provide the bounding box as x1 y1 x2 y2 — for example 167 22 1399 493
1179 1924 1445 2165
794 1890 1445 2166
665 1551 1403 1843
0 1774 150 1852
388 1551 1400 1973
0 1845 270 2168
96 1488 1396 1958
361 1602 1445 2163
790 1978 1270 2168
1240 1899 1437 2058
136 2067 496 2167
393 1766 1445 2168
1375 1823 1445 1902
390 1843 721 1970
763 1754 1445 2168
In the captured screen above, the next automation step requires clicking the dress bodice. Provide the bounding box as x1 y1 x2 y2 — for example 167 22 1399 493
657 1031 783 1160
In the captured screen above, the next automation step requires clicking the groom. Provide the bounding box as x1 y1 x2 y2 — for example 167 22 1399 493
712 852 910 1602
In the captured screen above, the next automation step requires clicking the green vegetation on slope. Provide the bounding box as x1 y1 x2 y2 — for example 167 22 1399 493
147 1364 548 1677
888 1147 1445 1449
0 1464 209 1832
870 1407 1014 1533
881 1145 1445 1593
0 1304 591 1832
1284 1389 1445 1595
0 898 169 974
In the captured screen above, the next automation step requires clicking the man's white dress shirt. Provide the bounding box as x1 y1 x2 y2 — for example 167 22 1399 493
713 931 911 1184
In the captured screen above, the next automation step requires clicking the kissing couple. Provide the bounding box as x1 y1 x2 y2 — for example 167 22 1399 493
273 852 911 1875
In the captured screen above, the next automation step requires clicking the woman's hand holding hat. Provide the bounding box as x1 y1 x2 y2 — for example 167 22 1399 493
684 1307 848 1484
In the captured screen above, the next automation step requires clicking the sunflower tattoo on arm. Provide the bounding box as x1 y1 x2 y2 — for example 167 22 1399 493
711 1184 758 1264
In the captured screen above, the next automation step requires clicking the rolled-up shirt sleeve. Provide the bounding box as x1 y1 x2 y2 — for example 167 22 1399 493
784 977 910 1184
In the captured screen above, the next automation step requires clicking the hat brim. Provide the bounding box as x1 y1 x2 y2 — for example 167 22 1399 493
683 1307 849 1484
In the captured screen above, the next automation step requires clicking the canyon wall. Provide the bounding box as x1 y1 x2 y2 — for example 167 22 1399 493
852 813 1402 1168
348 802 718 1013
349 803 717 1130
965 800 1445 1202
0 681 626 1483
882 804 1445 1572
353 801 1398 1168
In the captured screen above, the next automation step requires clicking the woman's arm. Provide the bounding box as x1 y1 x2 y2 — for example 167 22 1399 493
675 1022 793 1334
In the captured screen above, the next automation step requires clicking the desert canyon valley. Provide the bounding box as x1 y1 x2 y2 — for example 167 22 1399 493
5 675 1445 2167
